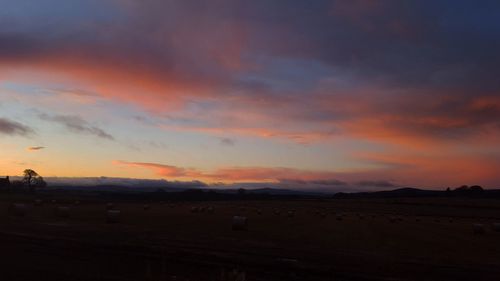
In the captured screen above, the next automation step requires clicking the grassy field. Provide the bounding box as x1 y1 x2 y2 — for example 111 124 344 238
0 193 499 280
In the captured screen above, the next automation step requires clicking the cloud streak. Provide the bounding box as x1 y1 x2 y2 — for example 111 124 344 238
38 113 114 140
0 118 34 137
27 146 45 151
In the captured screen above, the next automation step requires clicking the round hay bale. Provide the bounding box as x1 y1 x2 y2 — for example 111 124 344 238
55 206 70 218
336 214 343 221
492 223 500 232
320 212 327 219
191 206 199 213
106 203 114 210
143 204 150 210
473 223 485 235
287 210 295 218
273 209 281 216
389 216 397 223
9 203 27 217
51 199 57 204
74 200 80 205
207 206 214 213
256 209 262 215
106 210 121 223
232 216 248 231
34 199 43 206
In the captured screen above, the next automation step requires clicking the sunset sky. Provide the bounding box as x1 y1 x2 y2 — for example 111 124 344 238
1 0 499 190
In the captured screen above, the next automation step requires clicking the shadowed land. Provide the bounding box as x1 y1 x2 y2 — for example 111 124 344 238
0 190 499 281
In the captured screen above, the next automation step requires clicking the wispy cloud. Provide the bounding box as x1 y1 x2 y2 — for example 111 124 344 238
0 118 34 137
219 137 235 146
38 113 114 140
27 146 45 151
113 160 404 191
114 160 347 183
356 180 395 188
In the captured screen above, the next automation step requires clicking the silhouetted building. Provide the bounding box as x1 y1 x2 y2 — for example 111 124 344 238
0 176 11 190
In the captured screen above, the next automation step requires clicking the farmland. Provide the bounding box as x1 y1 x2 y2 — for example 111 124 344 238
1 193 500 280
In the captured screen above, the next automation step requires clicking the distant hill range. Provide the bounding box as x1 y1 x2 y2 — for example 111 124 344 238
333 186 500 199
30 184 500 201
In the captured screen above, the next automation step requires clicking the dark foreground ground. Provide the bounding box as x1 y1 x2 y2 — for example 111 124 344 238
0 193 500 281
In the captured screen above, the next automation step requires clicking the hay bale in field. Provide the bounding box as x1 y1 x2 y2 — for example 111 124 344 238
74 200 80 205
473 223 485 235
358 213 365 220
232 216 248 231
106 203 114 210
107 210 121 223
273 209 281 216
207 206 214 213
220 268 246 281
51 199 57 204
287 210 295 218
389 216 397 223
256 209 262 215
34 199 43 206
9 203 27 217
415 217 421 222
492 223 500 232
335 214 343 221
55 206 70 218
191 206 199 213
143 204 150 210
320 212 327 219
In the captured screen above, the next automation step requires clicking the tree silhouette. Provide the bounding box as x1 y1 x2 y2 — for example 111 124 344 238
22 169 46 192
237 188 246 196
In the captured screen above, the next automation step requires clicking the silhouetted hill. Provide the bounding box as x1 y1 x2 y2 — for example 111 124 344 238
333 187 500 199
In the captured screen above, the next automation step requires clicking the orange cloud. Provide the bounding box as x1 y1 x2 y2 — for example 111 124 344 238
113 160 340 183
27 146 45 151
114 151 500 188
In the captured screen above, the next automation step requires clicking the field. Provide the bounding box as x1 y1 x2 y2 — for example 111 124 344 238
1 193 500 281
